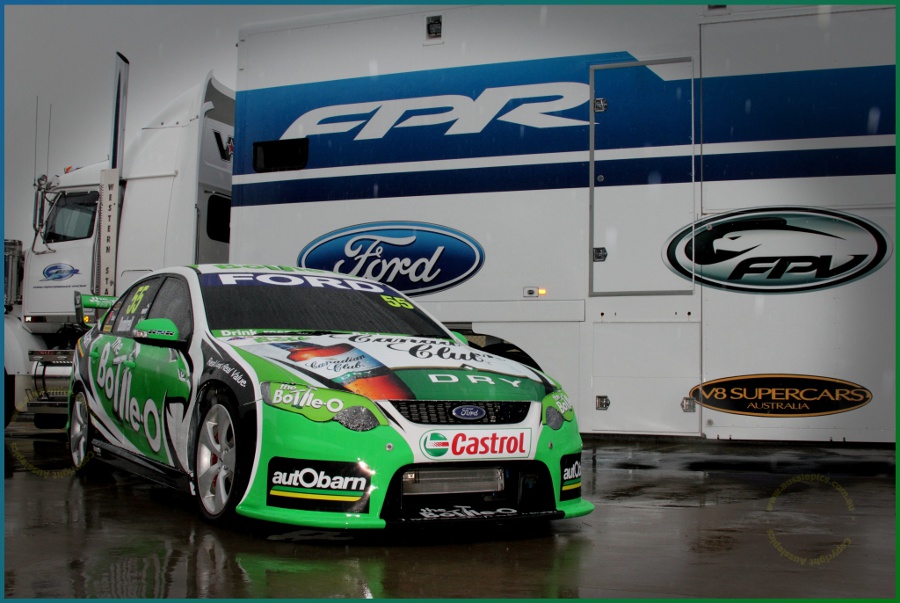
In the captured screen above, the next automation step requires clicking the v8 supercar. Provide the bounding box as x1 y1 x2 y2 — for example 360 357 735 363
68 264 593 527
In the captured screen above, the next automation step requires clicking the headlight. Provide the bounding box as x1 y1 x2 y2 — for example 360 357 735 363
334 406 380 432
545 406 565 430
543 390 575 430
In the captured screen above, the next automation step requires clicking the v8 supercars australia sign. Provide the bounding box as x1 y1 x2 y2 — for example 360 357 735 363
664 207 891 293
690 374 873 417
299 221 484 295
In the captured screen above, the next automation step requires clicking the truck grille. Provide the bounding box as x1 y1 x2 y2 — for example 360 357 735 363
389 400 532 425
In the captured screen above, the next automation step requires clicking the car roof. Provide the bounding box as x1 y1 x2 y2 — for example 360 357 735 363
185 264 394 292
190 264 341 277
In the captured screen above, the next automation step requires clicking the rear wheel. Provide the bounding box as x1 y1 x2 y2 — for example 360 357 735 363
195 386 252 522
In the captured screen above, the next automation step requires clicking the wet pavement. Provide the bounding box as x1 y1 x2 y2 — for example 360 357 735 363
4 417 896 598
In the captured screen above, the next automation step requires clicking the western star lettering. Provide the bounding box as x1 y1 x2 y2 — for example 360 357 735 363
283 82 590 141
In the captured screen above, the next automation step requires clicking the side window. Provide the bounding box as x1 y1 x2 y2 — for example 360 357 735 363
147 277 193 341
101 298 124 334
206 194 231 244
112 277 163 337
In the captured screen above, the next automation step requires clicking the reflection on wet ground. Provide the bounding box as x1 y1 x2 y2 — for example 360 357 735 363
4 420 895 598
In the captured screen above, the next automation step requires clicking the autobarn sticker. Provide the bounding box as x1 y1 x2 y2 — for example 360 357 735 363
267 458 372 513
560 453 583 501
664 207 892 293
420 429 532 460
690 374 873 417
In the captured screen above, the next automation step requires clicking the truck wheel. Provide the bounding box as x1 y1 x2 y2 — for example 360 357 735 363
194 386 252 522
68 390 93 470
4 371 14 427
34 414 67 430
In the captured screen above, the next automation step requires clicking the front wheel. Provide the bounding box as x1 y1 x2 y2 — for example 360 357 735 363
68 390 93 470
194 387 252 522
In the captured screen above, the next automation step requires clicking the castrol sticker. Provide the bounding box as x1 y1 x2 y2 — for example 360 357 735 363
420 429 532 460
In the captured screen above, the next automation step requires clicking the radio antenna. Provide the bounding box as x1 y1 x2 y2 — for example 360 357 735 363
33 97 38 185
46 103 52 176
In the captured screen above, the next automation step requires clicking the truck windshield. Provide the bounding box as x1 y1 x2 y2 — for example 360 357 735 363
44 191 99 243
200 274 448 338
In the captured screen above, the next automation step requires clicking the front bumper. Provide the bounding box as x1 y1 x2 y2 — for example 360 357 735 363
235 402 594 528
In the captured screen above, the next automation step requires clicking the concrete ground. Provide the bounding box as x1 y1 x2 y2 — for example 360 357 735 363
4 417 895 598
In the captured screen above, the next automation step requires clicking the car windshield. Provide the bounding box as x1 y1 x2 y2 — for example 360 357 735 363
199 271 448 338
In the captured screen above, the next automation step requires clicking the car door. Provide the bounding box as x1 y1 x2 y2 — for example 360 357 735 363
88 276 192 466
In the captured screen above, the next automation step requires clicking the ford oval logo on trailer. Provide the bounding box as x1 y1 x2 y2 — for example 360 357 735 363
299 222 485 296
664 207 892 293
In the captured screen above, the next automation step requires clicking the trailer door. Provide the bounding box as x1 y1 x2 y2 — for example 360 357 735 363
590 58 695 295
586 58 702 436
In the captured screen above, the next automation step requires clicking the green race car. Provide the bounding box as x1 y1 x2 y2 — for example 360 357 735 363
69 264 593 528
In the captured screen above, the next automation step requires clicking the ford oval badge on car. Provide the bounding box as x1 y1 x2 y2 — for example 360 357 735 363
451 405 487 421
664 207 892 293
299 221 485 295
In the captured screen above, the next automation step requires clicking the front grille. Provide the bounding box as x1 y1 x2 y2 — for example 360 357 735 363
389 400 532 425
380 461 560 524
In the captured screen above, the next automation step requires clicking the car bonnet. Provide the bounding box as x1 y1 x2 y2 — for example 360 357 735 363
216 333 553 401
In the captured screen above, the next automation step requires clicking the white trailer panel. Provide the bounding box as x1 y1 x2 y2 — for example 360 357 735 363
231 4 895 442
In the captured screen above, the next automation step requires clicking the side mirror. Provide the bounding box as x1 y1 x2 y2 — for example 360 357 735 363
133 317 181 345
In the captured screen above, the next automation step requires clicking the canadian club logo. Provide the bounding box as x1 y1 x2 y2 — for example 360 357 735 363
690 374 873 417
664 207 892 293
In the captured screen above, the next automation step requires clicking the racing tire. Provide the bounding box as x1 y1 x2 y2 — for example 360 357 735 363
68 390 94 472
194 385 253 523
